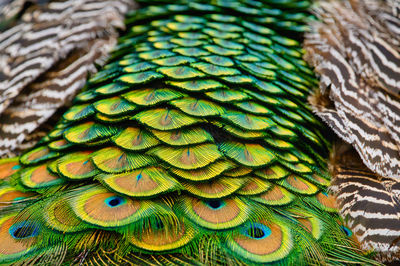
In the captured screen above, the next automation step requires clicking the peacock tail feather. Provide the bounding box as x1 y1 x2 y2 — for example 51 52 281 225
0 0 380 264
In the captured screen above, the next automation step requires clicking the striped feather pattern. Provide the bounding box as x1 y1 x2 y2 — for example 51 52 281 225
0 0 134 157
305 0 400 261
330 144 400 261
305 0 400 179
9 108 67 157
0 0 38 30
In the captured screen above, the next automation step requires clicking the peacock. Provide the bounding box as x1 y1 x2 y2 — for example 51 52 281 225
0 0 383 264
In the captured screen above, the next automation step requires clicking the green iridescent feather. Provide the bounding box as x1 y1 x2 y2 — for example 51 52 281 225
0 0 377 265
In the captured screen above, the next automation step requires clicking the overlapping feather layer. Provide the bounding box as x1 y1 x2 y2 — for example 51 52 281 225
0 0 377 264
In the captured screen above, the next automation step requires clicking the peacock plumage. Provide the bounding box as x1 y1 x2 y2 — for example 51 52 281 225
0 0 384 264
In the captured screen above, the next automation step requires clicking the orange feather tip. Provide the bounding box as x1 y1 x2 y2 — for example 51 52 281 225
0 158 21 180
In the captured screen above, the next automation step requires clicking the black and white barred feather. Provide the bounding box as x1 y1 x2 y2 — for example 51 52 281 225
305 0 400 261
0 0 48 30
329 143 400 261
305 0 400 179
0 0 134 158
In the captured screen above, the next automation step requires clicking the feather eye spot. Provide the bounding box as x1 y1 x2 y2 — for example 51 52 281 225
243 223 271 240
105 196 126 208
11 165 21 170
9 222 40 240
136 173 143 181
204 199 225 210
340 226 352 237
185 197 249 229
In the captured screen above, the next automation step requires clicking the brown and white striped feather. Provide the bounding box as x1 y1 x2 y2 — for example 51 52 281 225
0 0 134 157
9 107 67 157
305 0 400 179
0 38 116 158
0 0 49 30
0 0 132 112
305 0 400 261
329 144 400 262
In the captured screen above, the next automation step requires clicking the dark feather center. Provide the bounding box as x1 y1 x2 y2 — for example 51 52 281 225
9 222 39 239
105 196 125 207
205 199 223 209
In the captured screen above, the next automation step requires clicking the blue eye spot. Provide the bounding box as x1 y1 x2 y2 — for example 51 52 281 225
243 223 271 240
340 225 353 237
205 199 225 210
105 196 126 208
12 165 21 170
9 221 39 239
